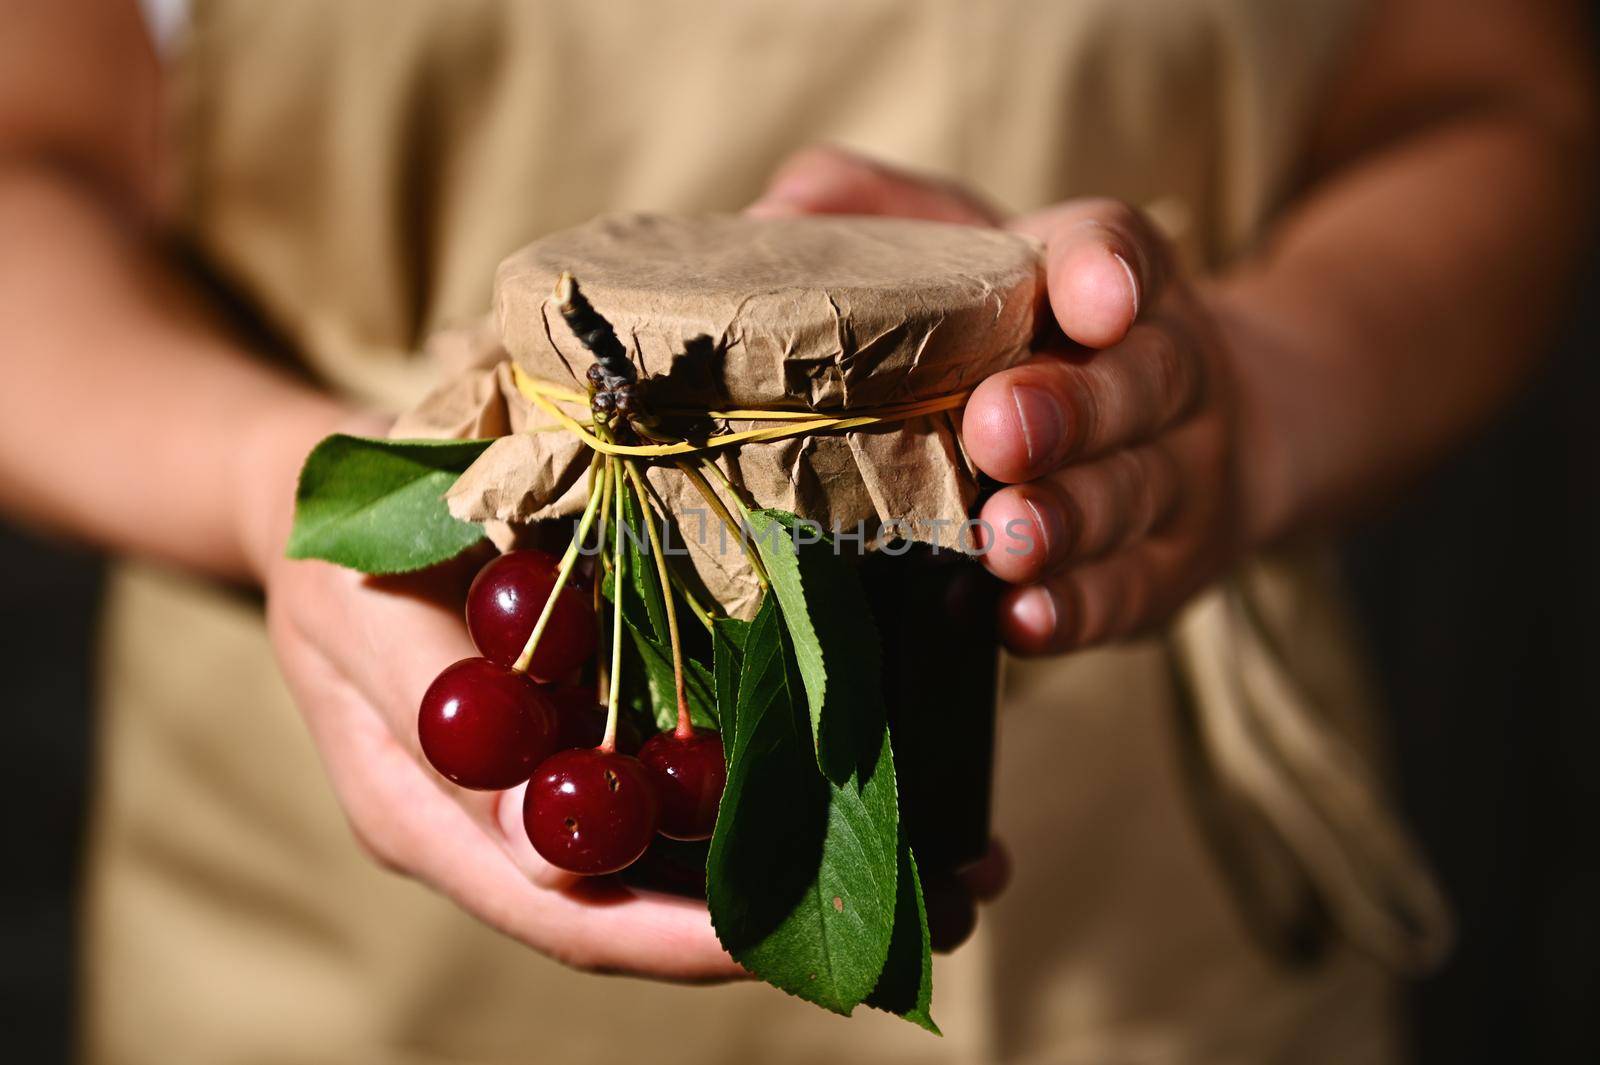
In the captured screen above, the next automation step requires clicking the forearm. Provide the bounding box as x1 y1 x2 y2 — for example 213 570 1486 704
1219 104 1596 544
0 162 350 581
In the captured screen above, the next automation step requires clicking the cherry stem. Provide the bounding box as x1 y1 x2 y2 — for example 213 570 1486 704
511 454 607 674
626 462 717 634
677 458 769 590
623 460 692 738
591 456 615 705
603 456 626 753
664 563 717 634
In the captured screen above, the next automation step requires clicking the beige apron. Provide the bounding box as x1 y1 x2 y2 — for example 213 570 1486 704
82 2 1445 1062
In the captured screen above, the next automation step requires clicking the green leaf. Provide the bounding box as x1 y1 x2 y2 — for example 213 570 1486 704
706 597 900 1015
603 512 719 733
623 616 718 732
712 617 750 753
619 479 668 643
745 509 886 786
285 435 491 574
864 828 939 1033
614 630 660 729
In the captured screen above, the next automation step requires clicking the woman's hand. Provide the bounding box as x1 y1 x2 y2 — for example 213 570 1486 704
752 147 1268 654
242 408 747 981
244 405 1005 975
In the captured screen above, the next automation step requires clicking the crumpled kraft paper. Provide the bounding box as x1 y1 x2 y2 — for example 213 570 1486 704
397 213 1044 617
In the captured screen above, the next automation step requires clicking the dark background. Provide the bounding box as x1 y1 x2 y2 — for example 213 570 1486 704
1347 252 1600 1063
3 36 1598 1065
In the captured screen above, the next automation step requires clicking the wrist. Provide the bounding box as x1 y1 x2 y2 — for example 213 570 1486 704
230 389 387 584
1201 278 1306 551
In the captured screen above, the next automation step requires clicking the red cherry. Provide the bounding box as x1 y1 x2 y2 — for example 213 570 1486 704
466 550 595 680
546 685 642 754
638 728 726 841
418 658 559 790
524 749 661 875
620 837 710 898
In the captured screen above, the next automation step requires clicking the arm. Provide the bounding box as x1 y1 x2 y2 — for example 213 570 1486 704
0 1 747 978
751 0 1598 652
1223 0 1598 541
0 0 344 579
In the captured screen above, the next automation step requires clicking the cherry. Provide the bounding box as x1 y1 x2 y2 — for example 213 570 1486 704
466 550 595 680
524 748 661 875
620 837 710 898
418 658 560 790
546 684 642 754
637 728 726 841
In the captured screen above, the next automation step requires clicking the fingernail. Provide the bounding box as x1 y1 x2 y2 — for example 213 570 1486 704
1021 496 1063 562
1113 252 1140 319
1012 586 1058 642
1010 384 1063 468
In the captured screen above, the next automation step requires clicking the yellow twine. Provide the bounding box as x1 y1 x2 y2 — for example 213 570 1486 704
511 364 968 458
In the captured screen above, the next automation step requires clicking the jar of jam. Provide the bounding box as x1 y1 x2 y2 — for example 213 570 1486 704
861 544 1000 876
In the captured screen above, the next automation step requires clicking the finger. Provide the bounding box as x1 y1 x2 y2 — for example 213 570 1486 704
283 562 587 887
998 537 1194 656
285 638 745 981
976 440 1181 584
362 544 492 610
957 839 1011 903
961 320 1201 483
746 144 1000 225
1010 198 1174 349
286 561 477 748
493 781 583 889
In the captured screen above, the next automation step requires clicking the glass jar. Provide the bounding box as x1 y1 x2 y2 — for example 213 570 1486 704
623 542 1001 897
861 545 1000 875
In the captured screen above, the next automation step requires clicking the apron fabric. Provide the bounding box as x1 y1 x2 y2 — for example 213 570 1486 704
81 2 1438 1062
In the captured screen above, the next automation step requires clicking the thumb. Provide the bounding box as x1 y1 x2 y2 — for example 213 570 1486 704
747 144 1000 226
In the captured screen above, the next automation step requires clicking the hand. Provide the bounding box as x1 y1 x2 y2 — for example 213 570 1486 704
240 407 745 980
240 404 1004 977
751 146 1267 653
